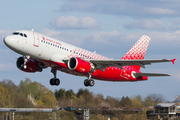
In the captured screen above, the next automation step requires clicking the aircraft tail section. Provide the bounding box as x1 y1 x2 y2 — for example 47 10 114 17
133 73 170 77
121 35 151 70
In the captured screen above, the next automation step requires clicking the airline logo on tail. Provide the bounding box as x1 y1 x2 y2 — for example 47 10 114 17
121 35 151 70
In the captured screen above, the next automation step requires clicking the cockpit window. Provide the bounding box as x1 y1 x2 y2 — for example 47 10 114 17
24 34 27 38
20 33 23 37
13 32 20 35
12 32 27 38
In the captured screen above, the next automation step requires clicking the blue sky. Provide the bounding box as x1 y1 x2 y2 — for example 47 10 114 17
0 0 180 102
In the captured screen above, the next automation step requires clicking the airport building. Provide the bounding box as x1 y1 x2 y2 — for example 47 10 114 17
148 103 180 119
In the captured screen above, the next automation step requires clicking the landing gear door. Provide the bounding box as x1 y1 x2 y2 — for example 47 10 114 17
33 33 40 47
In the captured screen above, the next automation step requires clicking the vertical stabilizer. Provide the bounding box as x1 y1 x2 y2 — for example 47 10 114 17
121 35 151 70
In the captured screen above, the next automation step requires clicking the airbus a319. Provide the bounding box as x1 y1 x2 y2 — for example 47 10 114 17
3 30 175 87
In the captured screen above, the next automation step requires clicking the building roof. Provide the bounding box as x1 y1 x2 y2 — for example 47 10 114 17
154 103 176 108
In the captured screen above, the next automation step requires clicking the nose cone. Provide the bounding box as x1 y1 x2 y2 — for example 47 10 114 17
3 36 13 48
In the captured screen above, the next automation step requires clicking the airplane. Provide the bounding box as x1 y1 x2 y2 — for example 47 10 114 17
3 30 175 87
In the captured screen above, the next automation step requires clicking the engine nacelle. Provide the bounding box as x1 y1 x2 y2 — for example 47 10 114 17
67 57 94 73
16 57 42 73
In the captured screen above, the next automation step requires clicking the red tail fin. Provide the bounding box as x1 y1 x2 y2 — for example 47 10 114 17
121 35 151 70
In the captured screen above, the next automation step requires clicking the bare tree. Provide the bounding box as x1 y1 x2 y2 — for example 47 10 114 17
143 93 166 107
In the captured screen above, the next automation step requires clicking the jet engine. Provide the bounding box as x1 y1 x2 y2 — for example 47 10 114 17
67 57 94 73
16 57 42 73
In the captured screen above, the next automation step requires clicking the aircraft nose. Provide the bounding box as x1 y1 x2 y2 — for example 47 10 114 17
3 36 13 47
3 37 7 44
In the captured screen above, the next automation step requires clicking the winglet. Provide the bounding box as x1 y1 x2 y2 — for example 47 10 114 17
171 58 176 64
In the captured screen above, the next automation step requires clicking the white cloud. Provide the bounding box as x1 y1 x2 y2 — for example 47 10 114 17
146 7 175 15
49 16 100 29
124 19 179 31
147 31 180 42
59 0 178 17
86 31 122 44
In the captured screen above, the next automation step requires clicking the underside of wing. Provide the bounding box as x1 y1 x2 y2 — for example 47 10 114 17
133 73 170 77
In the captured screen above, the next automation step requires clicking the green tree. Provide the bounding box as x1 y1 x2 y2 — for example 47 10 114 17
94 94 105 107
18 78 41 100
76 88 84 98
37 83 57 108
18 78 56 108
131 98 143 107
144 96 153 107
0 79 18 107
136 95 143 103
0 84 11 107
106 96 119 108
66 89 76 100
75 89 94 108
54 88 66 100
120 96 132 107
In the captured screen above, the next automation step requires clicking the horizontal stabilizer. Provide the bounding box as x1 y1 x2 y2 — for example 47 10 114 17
133 73 170 77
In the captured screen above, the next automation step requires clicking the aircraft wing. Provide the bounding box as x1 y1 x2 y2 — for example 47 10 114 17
85 59 175 70
63 58 175 71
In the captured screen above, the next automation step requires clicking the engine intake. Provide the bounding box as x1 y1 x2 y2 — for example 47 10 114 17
68 57 94 73
16 57 42 73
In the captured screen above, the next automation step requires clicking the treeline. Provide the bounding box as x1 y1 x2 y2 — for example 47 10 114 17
0 78 169 120
0 78 167 109
55 88 166 109
0 78 56 108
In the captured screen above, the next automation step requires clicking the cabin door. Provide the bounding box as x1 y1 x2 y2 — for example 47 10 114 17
33 33 40 47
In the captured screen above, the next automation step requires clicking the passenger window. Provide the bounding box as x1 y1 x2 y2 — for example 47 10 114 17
20 33 23 37
67 49 68 51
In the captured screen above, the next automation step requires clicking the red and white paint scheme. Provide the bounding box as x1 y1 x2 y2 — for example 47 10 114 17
3 30 175 87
